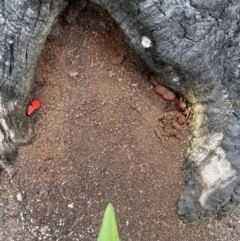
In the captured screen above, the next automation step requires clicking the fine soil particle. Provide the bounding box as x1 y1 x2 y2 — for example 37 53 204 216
1 2 240 241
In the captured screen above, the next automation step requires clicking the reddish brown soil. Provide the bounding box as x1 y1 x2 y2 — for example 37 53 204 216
1 2 240 241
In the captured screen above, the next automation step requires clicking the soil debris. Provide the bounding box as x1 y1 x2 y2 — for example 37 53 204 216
0 2 240 241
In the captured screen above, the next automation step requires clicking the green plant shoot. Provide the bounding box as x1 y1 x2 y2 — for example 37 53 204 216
98 203 120 241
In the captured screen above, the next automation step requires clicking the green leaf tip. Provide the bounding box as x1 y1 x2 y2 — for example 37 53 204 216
98 203 120 241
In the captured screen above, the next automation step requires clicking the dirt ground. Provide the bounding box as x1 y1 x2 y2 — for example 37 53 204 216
1 2 240 241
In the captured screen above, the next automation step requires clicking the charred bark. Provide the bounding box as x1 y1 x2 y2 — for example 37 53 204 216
0 0 65 173
1 0 240 225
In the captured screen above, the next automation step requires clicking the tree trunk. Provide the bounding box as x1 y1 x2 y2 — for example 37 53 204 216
0 0 65 171
1 0 240 225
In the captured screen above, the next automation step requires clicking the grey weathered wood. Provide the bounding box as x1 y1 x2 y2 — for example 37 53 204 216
0 0 65 172
1 0 240 224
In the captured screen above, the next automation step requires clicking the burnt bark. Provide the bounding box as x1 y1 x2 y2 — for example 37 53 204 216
0 0 65 173
1 0 240 225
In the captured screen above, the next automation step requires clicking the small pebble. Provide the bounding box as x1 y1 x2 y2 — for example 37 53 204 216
39 189 46 198
186 119 191 125
16 193 22 201
61 229 69 235
24 173 28 180
0 207 5 218
183 109 189 116
162 90 176 101
67 203 74 208
110 55 124 65
41 225 48 234
207 223 212 229
178 97 186 110
26 214 31 222
155 85 167 95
